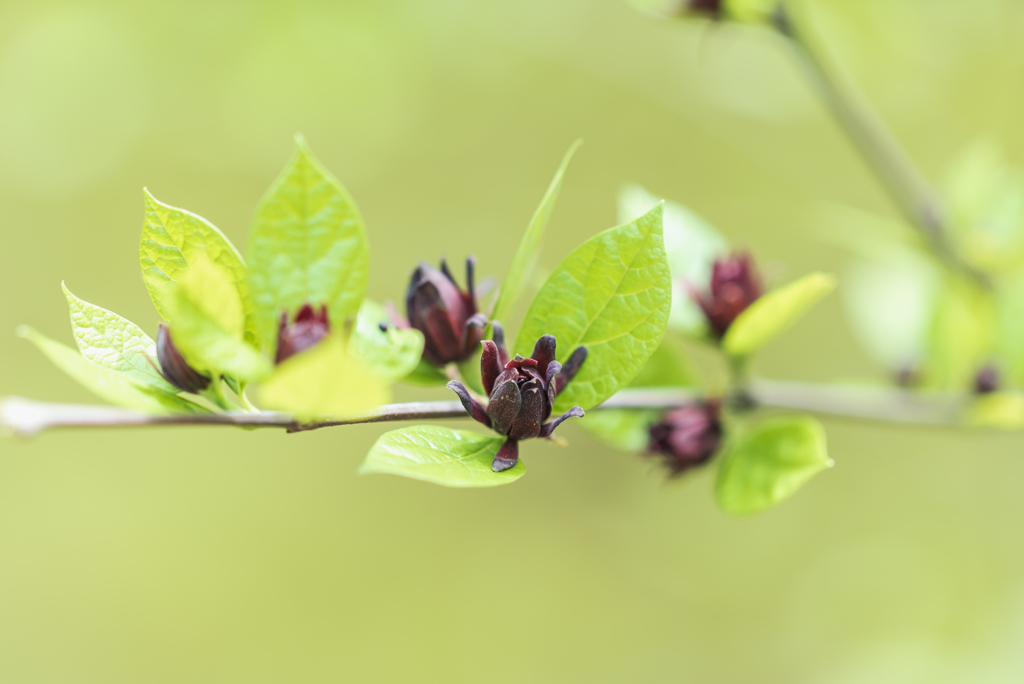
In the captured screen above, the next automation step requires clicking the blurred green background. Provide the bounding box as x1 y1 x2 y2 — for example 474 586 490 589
3 0 1024 681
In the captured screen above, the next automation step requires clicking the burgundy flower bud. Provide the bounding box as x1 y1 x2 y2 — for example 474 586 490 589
697 253 762 339
276 304 330 364
975 364 1000 394
447 322 586 472
405 257 486 366
647 401 722 476
156 324 211 394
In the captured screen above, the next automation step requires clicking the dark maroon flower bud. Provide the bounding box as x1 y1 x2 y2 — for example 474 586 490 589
156 324 211 394
647 401 722 476
975 364 1000 394
697 253 762 339
404 257 486 366
276 304 330 364
447 322 586 472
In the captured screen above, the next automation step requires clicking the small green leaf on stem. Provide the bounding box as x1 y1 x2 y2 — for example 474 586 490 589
516 202 672 412
140 190 254 344
62 282 176 393
723 272 836 357
18 326 207 415
258 335 388 421
490 139 582 324
716 414 831 516
360 425 521 487
247 135 370 352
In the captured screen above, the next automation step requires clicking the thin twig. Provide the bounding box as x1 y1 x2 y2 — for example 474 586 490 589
772 2 988 287
0 380 968 438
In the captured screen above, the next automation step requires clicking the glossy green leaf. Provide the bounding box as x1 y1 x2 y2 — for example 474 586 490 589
716 415 831 517
516 203 671 412
247 135 370 351
359 425 521 487
723 272 836 357
18 326 206 414
165 260 271 382
348 300 424 382
618 184 728 336
490 139 582 324
62 282 176 393
259 336 388 421
140 189 253 344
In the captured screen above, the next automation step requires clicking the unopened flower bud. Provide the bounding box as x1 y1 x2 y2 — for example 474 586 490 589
405 257 486 366
647 401 722 476
447 323 586 472
156 324 211 393
975 364 1000 394
697 253 762 339
276 304 330 364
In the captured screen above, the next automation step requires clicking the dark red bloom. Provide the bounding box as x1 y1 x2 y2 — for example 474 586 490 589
697 253 762 339
156 324 211 393
276 304 329 364
404 257 486 366
447 323 587 472
975 365 1000 394
647 401 722 476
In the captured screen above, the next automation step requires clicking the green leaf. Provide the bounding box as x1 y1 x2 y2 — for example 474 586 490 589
401 358 449 387
18 326 206 414
247 135 370 352
723 272 837 357
359 425 521 487
490 139 582 324
258 335 388 421
165 260 271 383
723 0 778 22
618 184 728 336
716 415 831 517
348 300 424 382
62 282 176 393
140 189 253 344
516 202 672 412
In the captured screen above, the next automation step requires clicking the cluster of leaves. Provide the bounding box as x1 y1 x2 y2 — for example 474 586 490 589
24 136 423 424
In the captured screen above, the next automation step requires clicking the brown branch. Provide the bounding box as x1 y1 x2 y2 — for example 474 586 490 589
0 380 968 439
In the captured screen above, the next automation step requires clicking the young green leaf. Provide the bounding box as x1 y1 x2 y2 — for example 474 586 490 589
716 415 831 517
348 300 424 382
360 425 521 487
516 203 672 412
140 190 254 344
247 135 370 351
258 336 388 421
618 185 728 336
490 139 582 324
165 261 271 383
722 272 837 357
18 326 206 415
62 282 176 393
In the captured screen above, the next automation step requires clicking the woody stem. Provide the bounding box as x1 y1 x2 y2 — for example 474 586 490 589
772 2 988 287
0 379 968 438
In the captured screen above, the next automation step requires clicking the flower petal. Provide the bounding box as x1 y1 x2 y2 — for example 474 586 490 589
481 340 503 396
447 380 491 427
540 406 585 438
508 378 545 440
554 346 587 396
530 334 556 377
492 438 519 472
486 372 521 435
